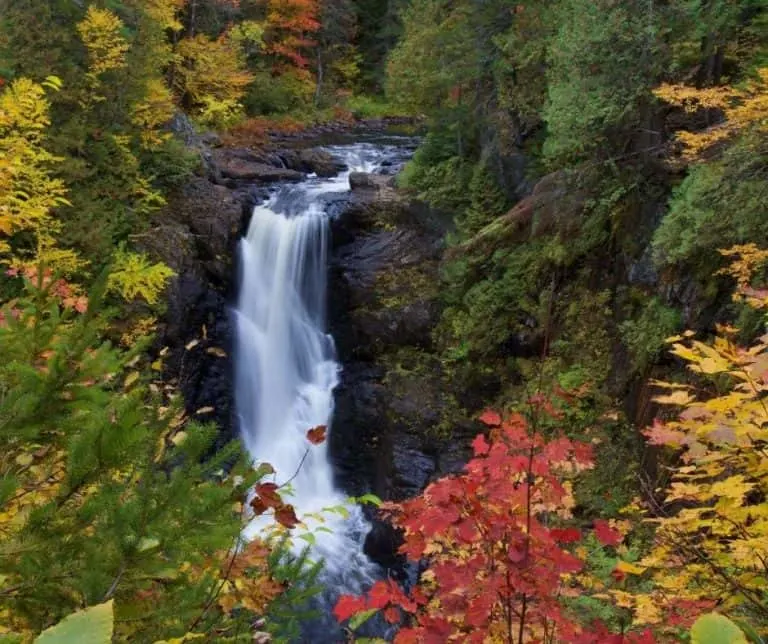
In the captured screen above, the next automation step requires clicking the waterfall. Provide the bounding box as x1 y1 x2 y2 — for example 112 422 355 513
234 145 390 586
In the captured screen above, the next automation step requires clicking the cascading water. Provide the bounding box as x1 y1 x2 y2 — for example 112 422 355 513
235 143 407 603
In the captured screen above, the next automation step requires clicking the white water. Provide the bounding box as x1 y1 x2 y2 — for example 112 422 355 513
235 144 397 585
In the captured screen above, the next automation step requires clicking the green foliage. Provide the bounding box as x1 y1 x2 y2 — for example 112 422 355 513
0 277 250 640
398 155 473 213
456 160 511 239
690 614 749 644
343 94 401 119
262 542 324 642
652 131 768 274
386 0 478 113
244 68 315 116
543 0 661 166
619 297 681 375
34 601 113 644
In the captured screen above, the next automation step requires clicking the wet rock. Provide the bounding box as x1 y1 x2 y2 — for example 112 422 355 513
328 171 470 509
363 518 405 571
140 176 249 445
349 171 396 193
279 147 345 177
209 148 305 185
220 159 304 185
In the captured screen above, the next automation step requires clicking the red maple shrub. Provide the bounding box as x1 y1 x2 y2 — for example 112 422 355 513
335 402 656 643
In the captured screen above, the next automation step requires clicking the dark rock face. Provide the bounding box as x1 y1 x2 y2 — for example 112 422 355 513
328 171 473 507
140 176 248 446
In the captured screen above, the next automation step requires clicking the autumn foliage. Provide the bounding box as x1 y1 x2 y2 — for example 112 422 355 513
262 0 321 71
335 404 656 643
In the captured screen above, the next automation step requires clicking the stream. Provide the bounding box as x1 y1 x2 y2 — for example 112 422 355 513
234 141 413 641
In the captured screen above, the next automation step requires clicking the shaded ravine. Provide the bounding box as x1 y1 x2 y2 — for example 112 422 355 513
234 143 411 639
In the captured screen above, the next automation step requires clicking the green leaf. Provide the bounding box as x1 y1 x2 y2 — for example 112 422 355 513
731 618 765 644
42 75 63 91
324 505 349 519
137 537 160 552
298 533 316 546
691 613 748 644
353 493 382 507
349 608 378 631
253 462 275 480
35 600 113 644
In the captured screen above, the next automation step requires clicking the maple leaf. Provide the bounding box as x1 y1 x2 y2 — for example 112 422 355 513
478 409 501 426
250 496 268 516
306 424 327 444
255 482 282 508
334 594 367 621
594 520 623 547
643 418 687 447
550 527 582 543
383 606 400 624
368 581 394 609
472 433 490 456
274 503 299 529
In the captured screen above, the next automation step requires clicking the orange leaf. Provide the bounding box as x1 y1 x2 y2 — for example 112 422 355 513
306 424 327 445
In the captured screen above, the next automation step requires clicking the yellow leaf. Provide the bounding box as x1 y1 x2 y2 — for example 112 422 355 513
15 453 34 467
653 389 693 405
185 339 199 351
171 432 188 446
615 560 647 575
710 475 753 500
194 406 214 415
633 594 662 625
124 371 140 389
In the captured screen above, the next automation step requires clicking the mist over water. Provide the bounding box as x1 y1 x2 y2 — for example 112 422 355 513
234 144 401 605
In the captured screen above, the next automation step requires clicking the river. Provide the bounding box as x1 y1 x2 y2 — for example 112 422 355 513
234 141 413 641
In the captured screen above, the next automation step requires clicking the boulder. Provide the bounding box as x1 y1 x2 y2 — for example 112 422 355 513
279 147 345 177
209 148 305 185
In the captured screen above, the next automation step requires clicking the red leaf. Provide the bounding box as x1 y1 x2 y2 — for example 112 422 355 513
368 580 394 609
472 434 490 456
478 409 501 426
508 543 526 563
250 496 268 516
256 482 282 508
550 527 582 543
334 594 367 621
610 567 626 583
274 503 299 529
306 424 327 445
454 518 477 542
383 605 400 624
466 593 492 627
594 519 623 547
